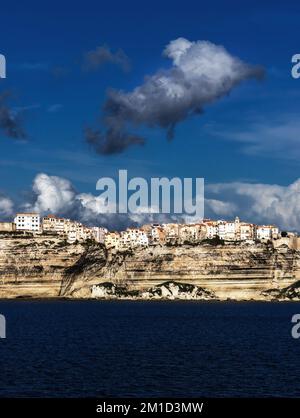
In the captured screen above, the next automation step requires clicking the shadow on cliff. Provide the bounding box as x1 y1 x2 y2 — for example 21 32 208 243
59 243 108 296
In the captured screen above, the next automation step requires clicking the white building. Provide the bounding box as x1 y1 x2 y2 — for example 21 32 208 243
119 229 149 249
217 221 226 240
240 223 255 241
162 223 182 244
271 226 279 239
215 217 241 241
14 213 41 232
256 225 279 241
66 222 93 243
150 225 166 245
205 221 218 239
224 219 238 241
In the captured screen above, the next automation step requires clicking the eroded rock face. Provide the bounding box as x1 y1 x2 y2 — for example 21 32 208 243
1 234 300 300
91 282 139 299
141 281 216 300
68 243 300 300
0 234 85 298
91 281 216 300
60 245 107 297
262 280 300 301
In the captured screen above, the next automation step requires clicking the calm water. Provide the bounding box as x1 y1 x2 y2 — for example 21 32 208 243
0 300 300 397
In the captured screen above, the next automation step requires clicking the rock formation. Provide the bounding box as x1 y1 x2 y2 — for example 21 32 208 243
91 281 216 300
0 233 300 300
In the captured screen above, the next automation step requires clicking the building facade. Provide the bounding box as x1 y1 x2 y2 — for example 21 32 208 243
42 215 69 234
14 213 41 232
119 229 149 250
105 232 121 249
256 225 279 241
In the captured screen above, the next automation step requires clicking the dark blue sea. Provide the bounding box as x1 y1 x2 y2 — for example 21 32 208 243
0 300 300 397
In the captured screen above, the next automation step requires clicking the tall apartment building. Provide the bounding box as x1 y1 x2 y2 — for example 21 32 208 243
14 213 41 232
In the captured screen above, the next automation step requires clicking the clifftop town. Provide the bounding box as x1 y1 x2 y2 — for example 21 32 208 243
1 212 300 301
0 212 293 249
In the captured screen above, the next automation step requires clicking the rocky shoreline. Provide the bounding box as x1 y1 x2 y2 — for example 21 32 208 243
89 280 300 302
91 281 217 300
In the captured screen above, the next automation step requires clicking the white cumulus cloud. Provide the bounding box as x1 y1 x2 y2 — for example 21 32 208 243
3 173 300 232
0 196 14 218
30 173 77 215
206 179 300 231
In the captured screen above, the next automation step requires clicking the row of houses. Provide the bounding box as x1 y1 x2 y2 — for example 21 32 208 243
0 213 283 249
204 217 279 242
105 229 149 250
42 214 107 243
104 217 281 251
0 213 107 244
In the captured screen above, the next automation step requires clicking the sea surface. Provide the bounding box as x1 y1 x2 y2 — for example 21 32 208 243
0 300 300 397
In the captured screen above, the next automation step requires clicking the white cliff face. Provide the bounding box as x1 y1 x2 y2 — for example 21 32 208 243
90 282 139 299
91 283 117 298
91 281 216 300
75 242 300 301
0 234 85 298
160 283 176 298
141 281 216 300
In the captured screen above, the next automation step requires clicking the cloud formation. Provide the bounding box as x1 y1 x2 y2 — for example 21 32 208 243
2 173 299 232
85 126 144 155
29 173 77 215
83 45 130 72
0 92 26 140
0 195 14 218
27 175 300 232
206 179 300 231
86 37 264 155
24 173 181 230
206 198 237 217
210 116 300 159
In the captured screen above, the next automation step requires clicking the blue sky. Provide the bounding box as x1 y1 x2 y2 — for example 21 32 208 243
0 0 300 229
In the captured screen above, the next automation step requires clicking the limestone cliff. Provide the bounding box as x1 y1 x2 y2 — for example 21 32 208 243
65 242 300 300
0 234 84 298
0 233 300 300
